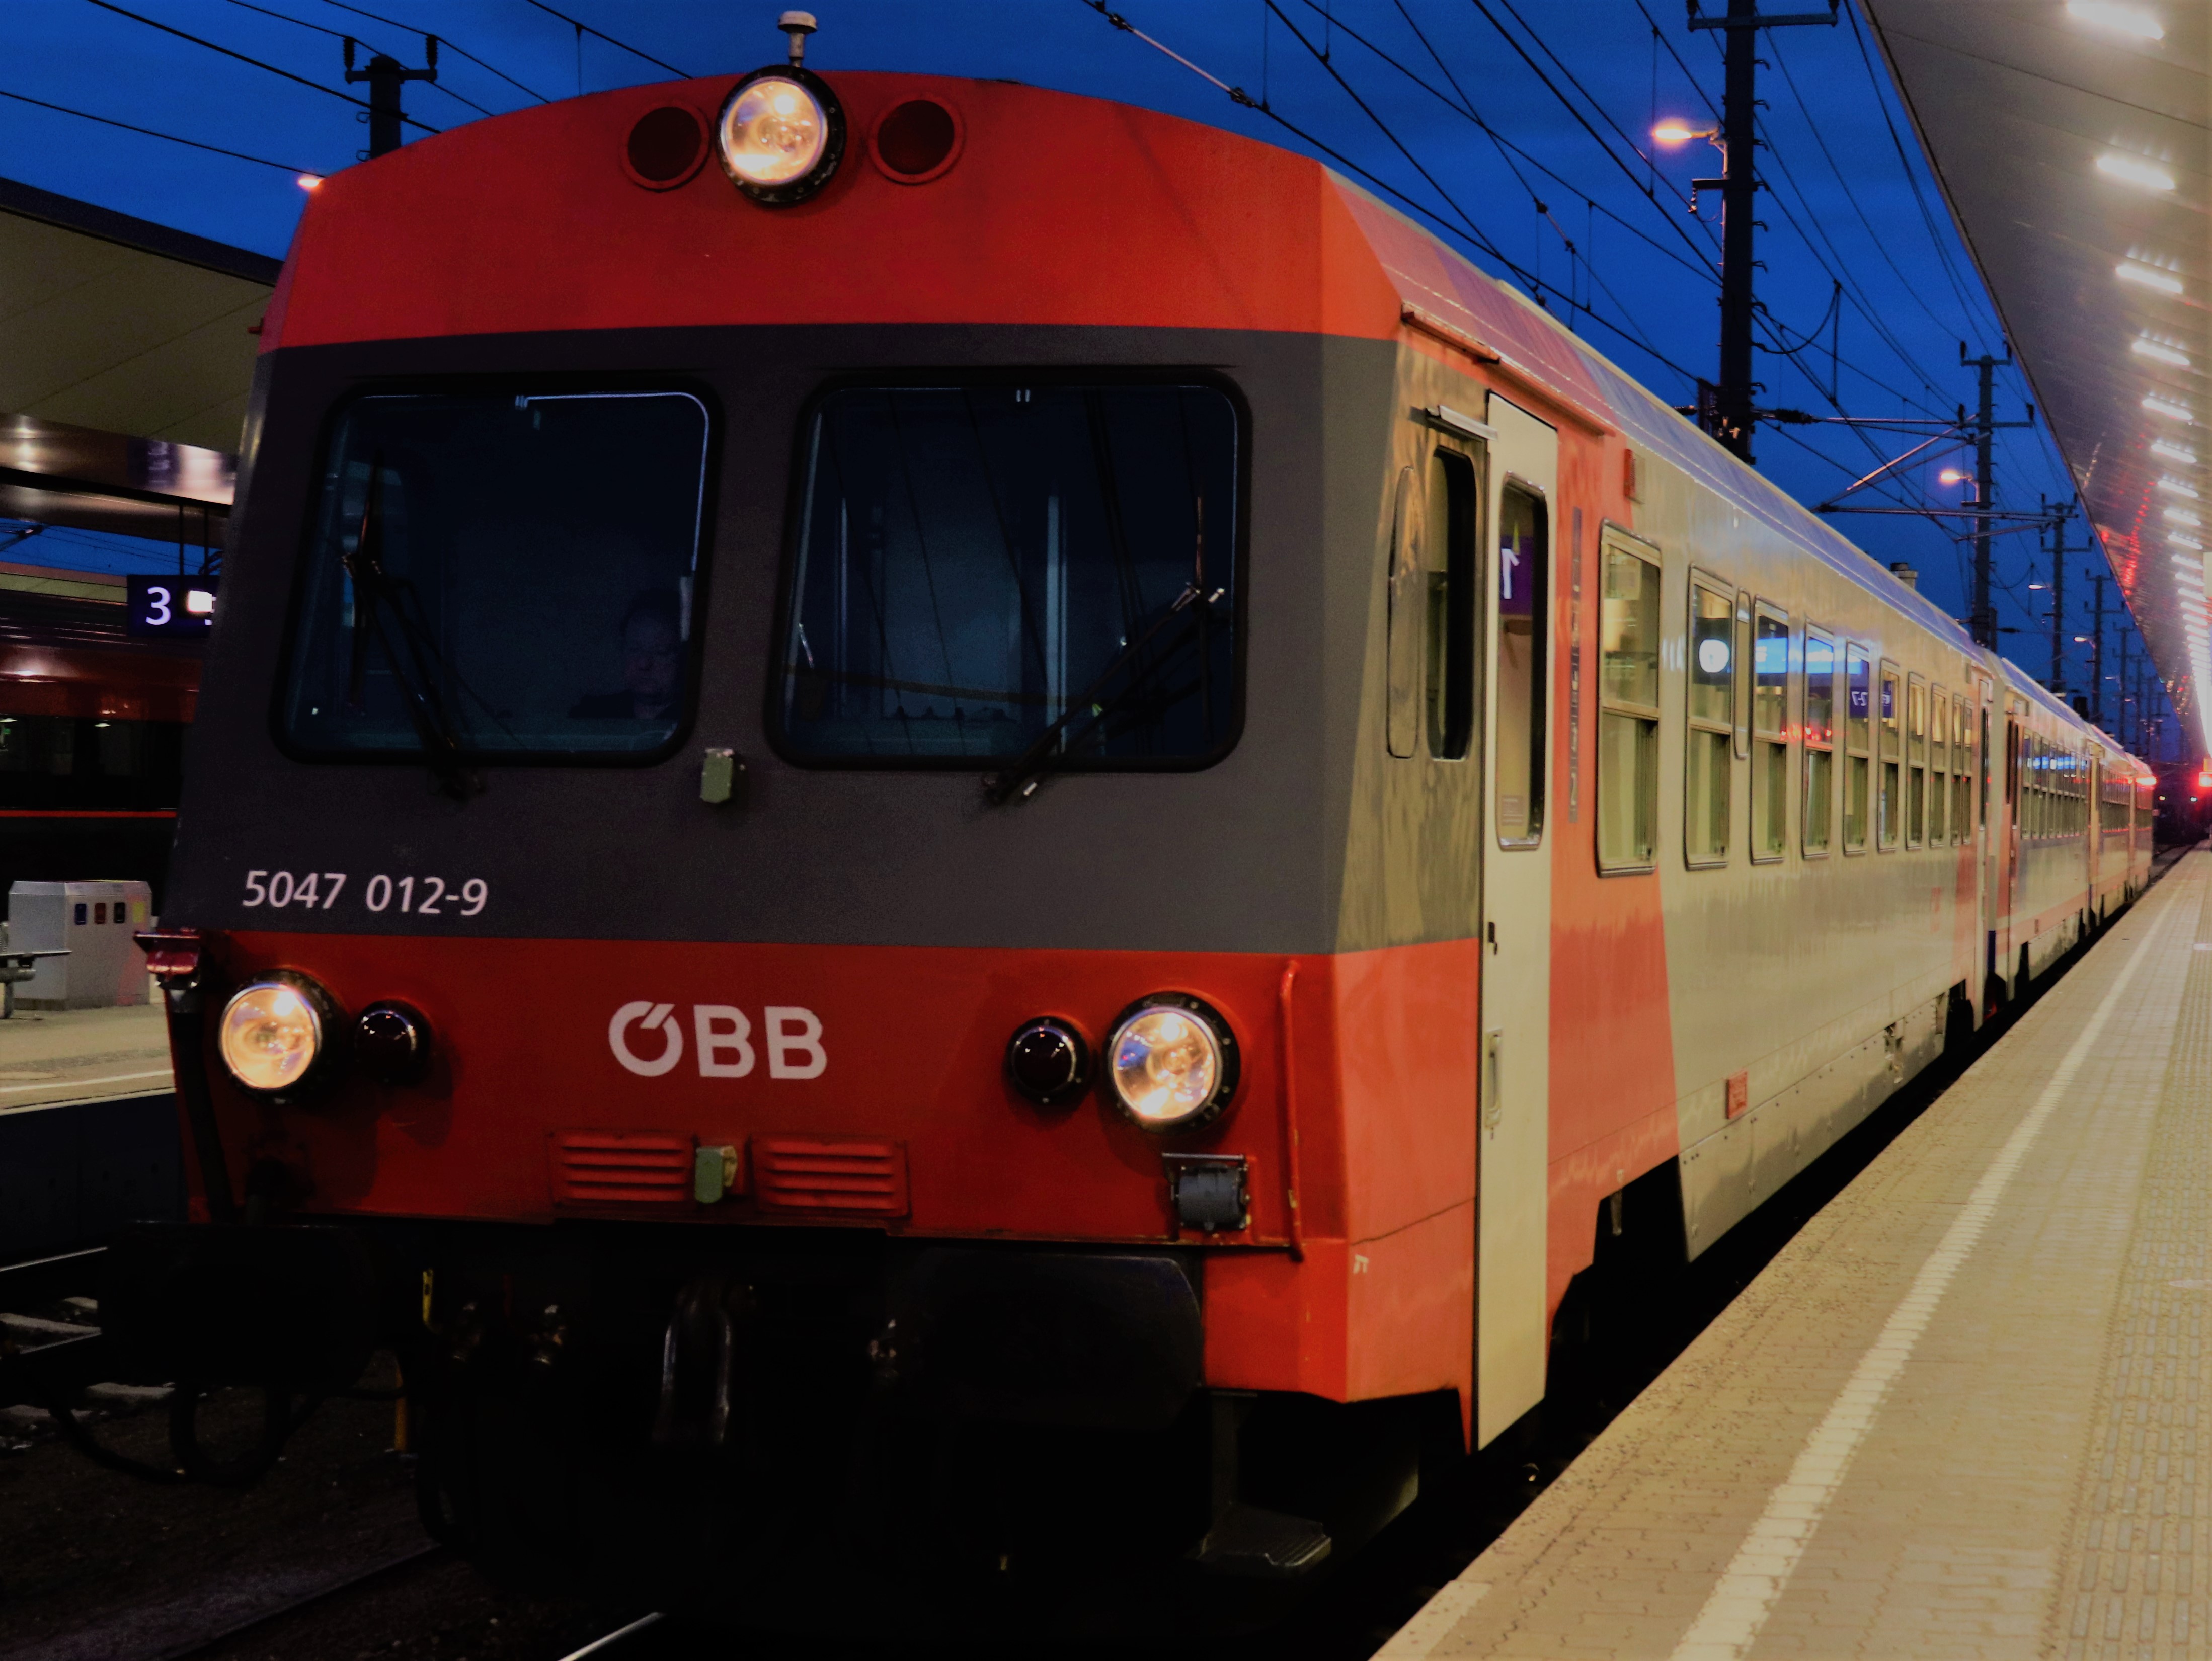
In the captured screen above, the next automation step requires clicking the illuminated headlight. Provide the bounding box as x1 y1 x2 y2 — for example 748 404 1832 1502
715 69 845 204
1107 995 1239 1133
218 975 337 1096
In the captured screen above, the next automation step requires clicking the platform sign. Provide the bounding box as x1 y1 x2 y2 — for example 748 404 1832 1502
126 574 217 638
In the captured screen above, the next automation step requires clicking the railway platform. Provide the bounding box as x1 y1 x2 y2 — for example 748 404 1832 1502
1383 849 2212 1661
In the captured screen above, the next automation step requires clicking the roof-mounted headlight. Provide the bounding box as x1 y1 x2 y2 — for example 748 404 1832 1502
1107 995 1240 1133
217 973 343 1099
715 67 845 205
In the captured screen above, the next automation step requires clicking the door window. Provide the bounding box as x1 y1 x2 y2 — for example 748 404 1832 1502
1494 483 1547 844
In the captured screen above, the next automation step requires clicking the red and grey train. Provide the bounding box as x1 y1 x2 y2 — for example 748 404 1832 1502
108 34 2154 1616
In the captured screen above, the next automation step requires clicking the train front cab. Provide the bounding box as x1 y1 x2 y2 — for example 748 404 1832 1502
100 72 1604 1612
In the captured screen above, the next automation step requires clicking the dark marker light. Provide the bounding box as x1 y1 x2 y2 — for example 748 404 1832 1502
356 1001 431 1086
1005 1017 1090 1106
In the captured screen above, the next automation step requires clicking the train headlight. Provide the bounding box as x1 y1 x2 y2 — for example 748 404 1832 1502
715 69 845 204
217 975 336 1096
1107 995 1239 1132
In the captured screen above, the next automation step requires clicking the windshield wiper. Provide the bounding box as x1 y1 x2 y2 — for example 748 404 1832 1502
344 461 479 800
983 582 1220 806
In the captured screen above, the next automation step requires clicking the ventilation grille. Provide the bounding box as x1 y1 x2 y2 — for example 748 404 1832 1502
752 1137 909 1216
551 1131 692 1205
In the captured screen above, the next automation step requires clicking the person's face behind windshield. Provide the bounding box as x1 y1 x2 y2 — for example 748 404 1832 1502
623 612 681 718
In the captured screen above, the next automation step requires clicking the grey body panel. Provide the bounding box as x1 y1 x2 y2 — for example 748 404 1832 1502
169 324 1411 956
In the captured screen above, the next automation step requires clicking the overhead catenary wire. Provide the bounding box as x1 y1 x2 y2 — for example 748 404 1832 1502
0 85 315 174
1079 0 1697 385
216 0 498 118
80 0 438 133
516 0 691 80
1842 2 1997 355
317 0 551 103
1302 0 1720 289
1261 1 1698 383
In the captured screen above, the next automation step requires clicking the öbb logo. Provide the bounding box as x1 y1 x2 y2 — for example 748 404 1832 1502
608 1003 825 1080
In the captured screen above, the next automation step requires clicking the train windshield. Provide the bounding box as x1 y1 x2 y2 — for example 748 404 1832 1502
775 382 1240 766
279 390 710 762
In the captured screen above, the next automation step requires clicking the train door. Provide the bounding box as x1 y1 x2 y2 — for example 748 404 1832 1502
2088 748 2103 925
2001 699 2024 994
1476 395 1557 1446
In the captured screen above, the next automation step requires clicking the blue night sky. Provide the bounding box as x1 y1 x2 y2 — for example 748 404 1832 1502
1 0 2162 738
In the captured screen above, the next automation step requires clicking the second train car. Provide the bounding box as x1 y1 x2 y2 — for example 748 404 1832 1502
105 37 2155 1616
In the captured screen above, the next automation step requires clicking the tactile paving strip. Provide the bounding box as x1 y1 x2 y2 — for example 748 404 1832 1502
2054 872 2212 1661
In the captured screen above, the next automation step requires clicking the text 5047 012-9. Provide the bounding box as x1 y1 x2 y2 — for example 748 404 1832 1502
241 870 489 917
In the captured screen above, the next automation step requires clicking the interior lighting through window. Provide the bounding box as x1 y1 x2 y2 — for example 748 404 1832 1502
2171 536 2202 551
2135 337 2191 369
2167 507 2202 526
2152 439 2197 464
2065 1 2165 40
2159 477 2199 498
2097 153 2176 191
2144 393 2192 420
2119 261 2185 294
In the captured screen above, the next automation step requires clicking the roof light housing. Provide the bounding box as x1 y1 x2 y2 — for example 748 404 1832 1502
714 65 846 206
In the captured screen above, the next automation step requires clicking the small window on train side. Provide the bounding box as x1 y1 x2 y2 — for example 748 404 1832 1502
1843 646 1871 853
1494 482 1547 845
1686 578 1734 867
1906 677 1927 850
1877 664 1902 850
1751 607 1788 862
1426 447 1479 763
1952 695 1972 842
774 380 1241 769
1929 683 1948 843
1802 627 1835 857
1597 539 1661 873
279 389 712 762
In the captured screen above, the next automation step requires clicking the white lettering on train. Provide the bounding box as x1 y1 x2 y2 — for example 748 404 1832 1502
609 1002 823 1080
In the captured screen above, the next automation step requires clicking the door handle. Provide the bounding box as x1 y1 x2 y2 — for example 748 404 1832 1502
1482 1029 1503 1137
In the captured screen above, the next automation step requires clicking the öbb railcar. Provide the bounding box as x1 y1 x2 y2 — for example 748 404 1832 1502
109 48 2154 1608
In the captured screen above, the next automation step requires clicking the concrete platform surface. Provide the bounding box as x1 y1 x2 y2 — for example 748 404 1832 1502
1379 851 2212 1661
0 995 170 1112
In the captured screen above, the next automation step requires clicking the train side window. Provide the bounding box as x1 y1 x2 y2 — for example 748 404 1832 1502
1877 663 1902 850
1686 577 1734 866
1494 482 1548 845
1802 627 1835 856
1597 539 1661 872
1906 676 1927 850
1751 606 1788 862
1844 646 1871 852
1929 683 1949 843
1386 467 1421 760
1952 695 1971 843
1426 448 1478 762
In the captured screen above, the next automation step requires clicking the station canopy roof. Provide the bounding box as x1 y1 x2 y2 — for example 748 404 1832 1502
1860 0 2209 756
0 175 276 548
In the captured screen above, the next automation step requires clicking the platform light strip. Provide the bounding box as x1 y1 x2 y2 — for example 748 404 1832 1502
1666 901 2180 1661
